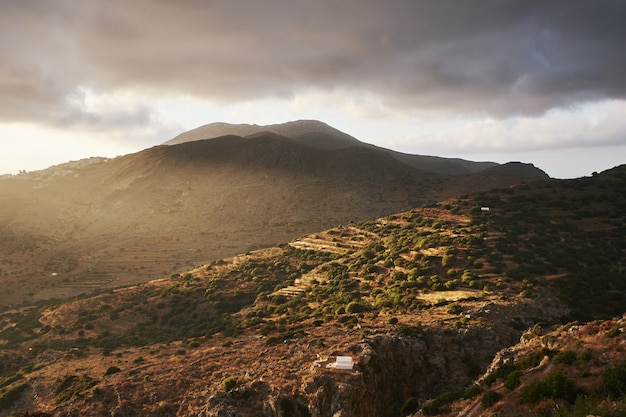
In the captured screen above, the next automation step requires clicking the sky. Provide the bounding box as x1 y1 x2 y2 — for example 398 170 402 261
1 1 625 179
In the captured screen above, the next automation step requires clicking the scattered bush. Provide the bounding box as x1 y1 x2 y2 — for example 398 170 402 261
518 371 577 405
422 391 462 415
400 397 419 416
553 350 577 366
447 303 463 315
345 301 371 314
0 382 29 410
500 370 521 390
222 376 238 392
104 366 121 376
481 390 501 408
601 360 626 398
580 349 593 362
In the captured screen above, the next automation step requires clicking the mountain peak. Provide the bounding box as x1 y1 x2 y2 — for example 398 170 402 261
164 119 360 147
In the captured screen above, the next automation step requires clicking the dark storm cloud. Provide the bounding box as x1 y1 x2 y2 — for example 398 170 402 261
1 0 625 127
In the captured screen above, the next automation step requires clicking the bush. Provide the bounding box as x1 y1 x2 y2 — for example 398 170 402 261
222 376 238 392
400 397 419 416
422 391 462 415
504 370 522 390
481 390 501 408
447 303 463 315
0 382 29 410
553 350 577 365
580 349 593 362
601 360 626 398
345 301 370 314
518 371 577 404
104 366 121 376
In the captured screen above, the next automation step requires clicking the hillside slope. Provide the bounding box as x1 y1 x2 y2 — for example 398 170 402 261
0 165 623 417
0 130 544 306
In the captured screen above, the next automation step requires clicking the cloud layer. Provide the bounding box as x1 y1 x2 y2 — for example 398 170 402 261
2 1 625 178
2 0 626 128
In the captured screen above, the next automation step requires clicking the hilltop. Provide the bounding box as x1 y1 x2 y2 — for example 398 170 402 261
0 121 546 306
164 120 504 175
0 164 623 416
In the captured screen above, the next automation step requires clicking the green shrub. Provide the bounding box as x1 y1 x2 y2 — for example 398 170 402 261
481 390 501 408
400 397 419 416
265 335 282 345
553 350 577 365
222 376 238 392
397 324 422 337
601 360 626 398
504 370 522 390
104 366 121 376
345 301 371 314
580 349 593 362
422 391 462 415
0 382 29 410
447 303 462 315
518 371 577 404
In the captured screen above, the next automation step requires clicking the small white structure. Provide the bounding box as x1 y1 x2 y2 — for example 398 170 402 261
480 207 490 212
331 356 354 370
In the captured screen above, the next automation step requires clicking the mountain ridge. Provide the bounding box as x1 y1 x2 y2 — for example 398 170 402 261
164 119 362 148
164 120 513 176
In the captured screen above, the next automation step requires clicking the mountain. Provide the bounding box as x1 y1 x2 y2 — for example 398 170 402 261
0 122 547 307
0 165 623 417
165 119 362 149
165 120 505 175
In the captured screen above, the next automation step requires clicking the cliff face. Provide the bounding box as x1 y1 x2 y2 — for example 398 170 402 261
196 325 525 417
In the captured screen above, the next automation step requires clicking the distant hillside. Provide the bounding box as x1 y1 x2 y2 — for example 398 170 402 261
165 120 514 175
481 161 550 178
0 129 546 306
0 165 623 417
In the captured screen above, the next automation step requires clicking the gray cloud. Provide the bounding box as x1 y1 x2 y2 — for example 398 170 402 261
1 0 625 130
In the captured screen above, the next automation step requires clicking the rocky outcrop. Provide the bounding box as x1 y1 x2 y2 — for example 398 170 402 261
303 326 520 417
199 325 525 417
